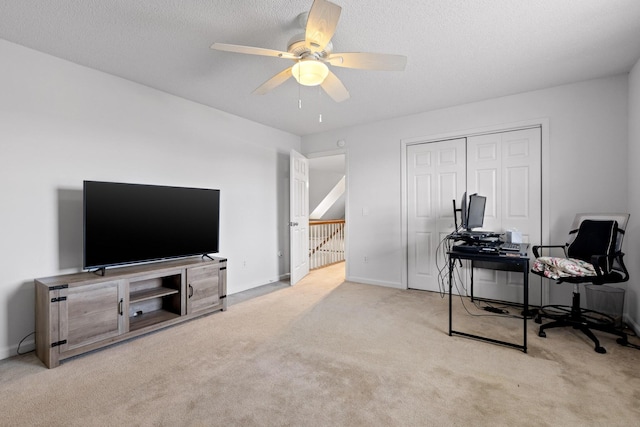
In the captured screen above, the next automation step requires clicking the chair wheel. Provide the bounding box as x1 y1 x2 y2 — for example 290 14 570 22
595 346 607 354
535 317 542 324
539 330 546 338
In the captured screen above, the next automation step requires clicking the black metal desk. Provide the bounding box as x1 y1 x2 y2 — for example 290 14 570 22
448 249 530 352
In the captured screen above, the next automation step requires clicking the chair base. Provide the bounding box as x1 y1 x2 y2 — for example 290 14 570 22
535 292 629 354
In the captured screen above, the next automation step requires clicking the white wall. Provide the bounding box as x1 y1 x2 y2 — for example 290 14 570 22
302 76 630 307
0 40 300 359
627 58 640 332
309 155 345 219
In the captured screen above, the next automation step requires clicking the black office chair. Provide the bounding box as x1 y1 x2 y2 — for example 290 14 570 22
531 213 630 353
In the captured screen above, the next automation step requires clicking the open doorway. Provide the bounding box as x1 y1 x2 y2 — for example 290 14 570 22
308 153 346 276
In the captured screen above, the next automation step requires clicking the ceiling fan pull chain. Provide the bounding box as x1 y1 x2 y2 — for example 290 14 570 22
298 70 302 109
318 86 323 123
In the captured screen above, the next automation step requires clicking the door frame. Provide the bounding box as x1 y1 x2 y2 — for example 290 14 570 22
303 148 349 278
400 118 550 304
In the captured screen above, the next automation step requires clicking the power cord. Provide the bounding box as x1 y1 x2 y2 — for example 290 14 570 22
17 331 35 355
441 235 525 320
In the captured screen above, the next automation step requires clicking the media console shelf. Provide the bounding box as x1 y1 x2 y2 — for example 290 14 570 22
35 256 226 368
128 272 183 331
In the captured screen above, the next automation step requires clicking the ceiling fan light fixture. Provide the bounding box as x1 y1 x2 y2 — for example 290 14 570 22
292 60 329 86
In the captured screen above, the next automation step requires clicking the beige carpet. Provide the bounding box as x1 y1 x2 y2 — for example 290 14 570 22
1 262 639 426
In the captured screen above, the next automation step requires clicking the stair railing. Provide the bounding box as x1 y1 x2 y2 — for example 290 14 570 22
309 220 345 269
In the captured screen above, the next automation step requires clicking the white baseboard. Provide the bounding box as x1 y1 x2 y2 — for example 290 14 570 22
1 338 35 362
345 275 403 289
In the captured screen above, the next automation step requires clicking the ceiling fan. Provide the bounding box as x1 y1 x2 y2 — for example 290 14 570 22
210 0 407 103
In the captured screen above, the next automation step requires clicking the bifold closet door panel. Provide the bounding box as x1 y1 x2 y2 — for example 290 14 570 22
407 138 466 292
466 127 541 304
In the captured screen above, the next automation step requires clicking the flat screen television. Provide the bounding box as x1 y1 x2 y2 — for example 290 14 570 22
83 181 220 270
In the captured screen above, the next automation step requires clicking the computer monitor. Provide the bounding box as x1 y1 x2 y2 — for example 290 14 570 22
466 193 487 231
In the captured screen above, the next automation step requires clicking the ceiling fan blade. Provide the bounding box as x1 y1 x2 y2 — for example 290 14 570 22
211 43 299 60
305 0 342 52
253 67 294 95
326 52 407 71
321 70 350 103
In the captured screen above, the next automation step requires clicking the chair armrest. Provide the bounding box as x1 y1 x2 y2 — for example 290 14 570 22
590 253 607 277
532 244 568 258
616 252 629 282
590 251 627 279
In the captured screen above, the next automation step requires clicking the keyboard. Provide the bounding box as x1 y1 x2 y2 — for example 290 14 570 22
500 242 521 252
499 242 530 256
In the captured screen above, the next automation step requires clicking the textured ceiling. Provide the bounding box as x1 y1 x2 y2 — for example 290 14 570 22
2 0 640 136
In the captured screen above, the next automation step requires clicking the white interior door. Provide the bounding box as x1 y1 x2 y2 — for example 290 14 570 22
407 139 466 291
466 127 542 304
290 149 309 285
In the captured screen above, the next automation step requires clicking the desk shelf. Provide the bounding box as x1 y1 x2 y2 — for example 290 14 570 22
447 250 530 352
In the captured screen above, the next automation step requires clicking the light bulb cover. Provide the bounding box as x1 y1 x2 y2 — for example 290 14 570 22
292 60 329 86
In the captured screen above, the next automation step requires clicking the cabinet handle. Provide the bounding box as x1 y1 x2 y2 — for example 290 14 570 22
118 298 123 316
188 284 193 298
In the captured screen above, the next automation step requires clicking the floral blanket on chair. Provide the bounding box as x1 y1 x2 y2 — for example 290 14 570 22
532 257 599 280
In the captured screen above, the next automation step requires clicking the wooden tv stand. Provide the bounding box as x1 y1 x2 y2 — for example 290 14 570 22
34 256 227 368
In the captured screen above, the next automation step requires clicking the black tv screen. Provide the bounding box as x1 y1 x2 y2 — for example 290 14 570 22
83 181 220 270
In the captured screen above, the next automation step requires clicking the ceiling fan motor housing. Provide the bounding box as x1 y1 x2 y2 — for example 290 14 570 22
287 33 332 59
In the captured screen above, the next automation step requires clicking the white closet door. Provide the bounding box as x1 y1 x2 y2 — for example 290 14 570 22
466 127 542 304
407 139 466 291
